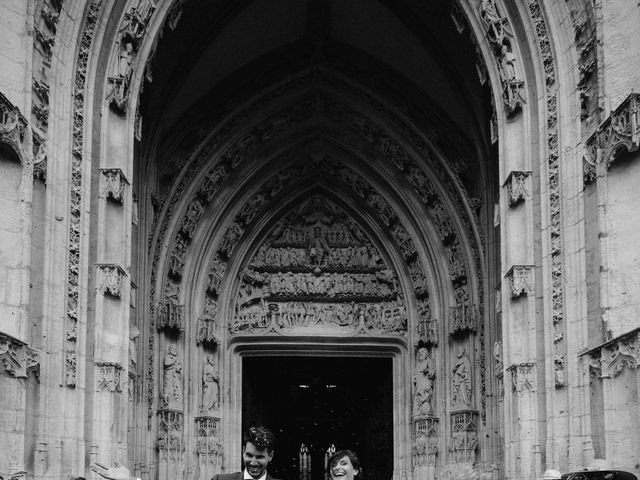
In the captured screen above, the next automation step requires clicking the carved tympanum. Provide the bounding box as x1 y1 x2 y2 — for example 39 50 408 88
231 196 406 336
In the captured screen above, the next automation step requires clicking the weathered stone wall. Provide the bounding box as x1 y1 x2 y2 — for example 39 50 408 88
606 152 640 337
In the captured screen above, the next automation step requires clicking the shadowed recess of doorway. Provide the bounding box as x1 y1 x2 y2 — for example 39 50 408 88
242 356 393 480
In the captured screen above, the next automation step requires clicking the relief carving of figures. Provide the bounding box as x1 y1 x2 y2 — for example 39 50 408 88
158 280 184 331
240 192 267 225
479 0 513 48
161 345 183 409
219 221 243 259
168 236 188 278
197 297 219 344
430 203 455 243
366 192 395 225
120 0 156 41
390 223 416 258
201 355 219 412
414 347 436 416
180 200 205 239
452 346 472 408
408 261 428 296
446 242 467 283
200 164 228 203
417 299 437 346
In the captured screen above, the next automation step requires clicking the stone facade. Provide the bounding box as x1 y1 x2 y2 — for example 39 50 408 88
0 1 640 480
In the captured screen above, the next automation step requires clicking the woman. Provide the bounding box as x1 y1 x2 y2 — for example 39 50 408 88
327 450 361 480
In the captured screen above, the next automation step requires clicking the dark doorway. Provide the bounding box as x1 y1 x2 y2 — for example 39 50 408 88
242 356 393 480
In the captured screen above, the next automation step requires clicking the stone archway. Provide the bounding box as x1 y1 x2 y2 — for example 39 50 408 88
31 1 589 480
142 68 491 480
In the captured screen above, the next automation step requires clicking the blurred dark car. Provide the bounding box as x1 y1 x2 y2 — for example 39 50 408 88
562 471 638 480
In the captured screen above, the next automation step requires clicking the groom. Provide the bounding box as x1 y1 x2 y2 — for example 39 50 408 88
214 425 280 480
91 425 281 480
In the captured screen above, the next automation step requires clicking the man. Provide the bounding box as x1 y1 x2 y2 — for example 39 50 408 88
214 425 280 480
91 425 280 480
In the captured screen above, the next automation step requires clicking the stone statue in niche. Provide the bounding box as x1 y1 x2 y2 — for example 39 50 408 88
452 346 472 408
129 323 140 372
307 225 331 267
201 354 219 412
162 344 183 409
414 347 436 415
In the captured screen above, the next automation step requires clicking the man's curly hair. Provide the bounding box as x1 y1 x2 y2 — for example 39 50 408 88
244 425 276 452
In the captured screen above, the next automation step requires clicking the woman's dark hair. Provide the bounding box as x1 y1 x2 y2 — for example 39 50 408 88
328 450 361 477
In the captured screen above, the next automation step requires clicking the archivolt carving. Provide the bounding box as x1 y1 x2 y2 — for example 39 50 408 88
230 196 407 336
477 0 526 116
65 0 103 388
149 75 485 422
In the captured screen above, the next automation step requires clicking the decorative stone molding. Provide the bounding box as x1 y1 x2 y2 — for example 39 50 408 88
66 0 103 389
157 303 184 331
450 410 478 463
580 327 640 378
505 265 534 298
195 416 222 462
416 299 437 347
413 416 438 467
0 92 28 159
157 410 184 459
196 317 218 345
450 304 476 334
503 171 532 207
95 361 123 392
477 0 526 116
96 264 127 298
0 333 39 379
584 92 640 184
508 362 536 393
34 27 55 60
99 168 129 204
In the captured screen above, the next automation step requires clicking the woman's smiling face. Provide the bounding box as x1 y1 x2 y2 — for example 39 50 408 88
330 455 359 480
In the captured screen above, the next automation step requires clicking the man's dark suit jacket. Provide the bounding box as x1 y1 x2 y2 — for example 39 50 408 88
212 473 282 480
